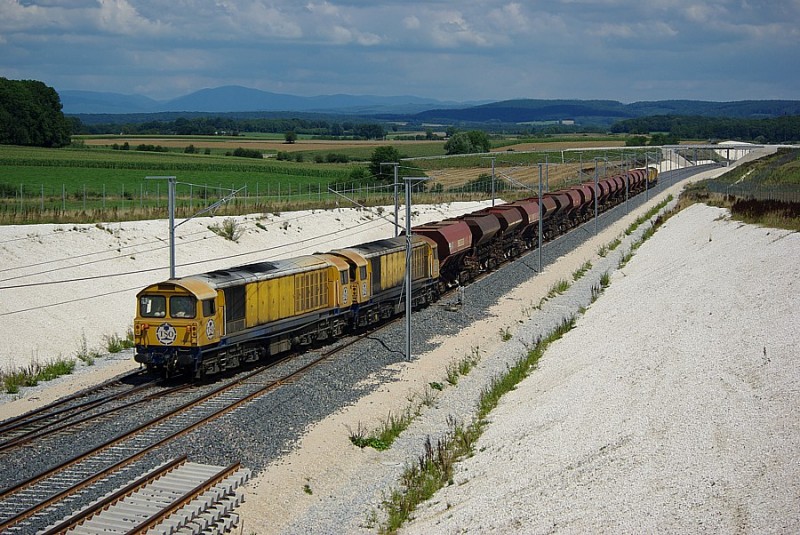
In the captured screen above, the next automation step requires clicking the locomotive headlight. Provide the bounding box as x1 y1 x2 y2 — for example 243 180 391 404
136 323 150 335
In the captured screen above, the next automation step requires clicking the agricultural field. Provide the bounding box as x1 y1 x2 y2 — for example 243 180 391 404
0 135 647 224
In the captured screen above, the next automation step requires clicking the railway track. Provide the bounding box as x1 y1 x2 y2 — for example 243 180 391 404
0 382 195 454
0 370 152 445
0 333 379 533
40 456 250 535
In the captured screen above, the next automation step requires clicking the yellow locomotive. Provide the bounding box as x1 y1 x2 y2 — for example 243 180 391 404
134 236 439 378
135 165 658 379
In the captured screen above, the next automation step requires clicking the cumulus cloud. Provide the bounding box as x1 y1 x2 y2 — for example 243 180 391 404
93 0 166 36
487 2 529 33
403 15 421 30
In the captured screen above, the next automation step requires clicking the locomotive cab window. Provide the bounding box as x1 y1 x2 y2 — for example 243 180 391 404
140 295 166 318
202 299 216 317
170 295 196 318
359 266 367 280
340 271 348 285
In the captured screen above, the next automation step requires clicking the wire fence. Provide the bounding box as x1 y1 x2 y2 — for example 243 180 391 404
0 158 652 224
0 180 516 220
704 180 800 203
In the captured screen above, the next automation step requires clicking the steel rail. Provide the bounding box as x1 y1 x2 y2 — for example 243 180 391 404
126 461 242 535
39 456 189 535
0 165 702 532
0 383 192 453
0 369 150 435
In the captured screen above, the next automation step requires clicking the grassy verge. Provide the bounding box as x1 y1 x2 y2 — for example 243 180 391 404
680 148 800 231
681 182 800 231
1 330 132 394
350 349 482 452
378 317 576 533
1 358 76 394
375 192 683 532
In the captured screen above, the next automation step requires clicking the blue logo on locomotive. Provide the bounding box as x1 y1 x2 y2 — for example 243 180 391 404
156 323 177 345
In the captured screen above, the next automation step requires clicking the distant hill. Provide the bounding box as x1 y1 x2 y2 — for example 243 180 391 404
59 85 478 115
58 90 162 114
414 99 800 126
58 86 800 129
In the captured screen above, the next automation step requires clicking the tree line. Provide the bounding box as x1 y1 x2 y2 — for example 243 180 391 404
0 78 72 147
74 115 388 140
610 114 800 144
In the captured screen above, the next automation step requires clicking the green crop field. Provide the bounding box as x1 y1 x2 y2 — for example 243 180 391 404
0 135 663 224
0 143 374 223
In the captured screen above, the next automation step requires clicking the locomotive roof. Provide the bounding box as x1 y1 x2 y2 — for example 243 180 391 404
336 235 425 258
186 255 334 288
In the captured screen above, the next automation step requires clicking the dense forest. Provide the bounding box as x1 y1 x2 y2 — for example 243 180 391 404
0 78 72 147
610 115 800 144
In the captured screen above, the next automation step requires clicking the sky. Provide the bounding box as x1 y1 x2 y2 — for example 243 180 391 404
1 0 799 104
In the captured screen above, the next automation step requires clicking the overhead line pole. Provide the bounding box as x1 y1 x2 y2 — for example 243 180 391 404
146 176 241 280
403 177 429 362
538 164 543 272
380 162 400 237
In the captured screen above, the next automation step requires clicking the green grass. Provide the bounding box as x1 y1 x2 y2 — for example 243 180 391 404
680 149 799 230
618 250 633 268
710 147 800 186
379 317 577 533
546 279 571 298
208 217 244 242
104 330 135 353
572 260 593 281
294 142 447 162
350 410 416 451
1 358 76 393
353 348 481 453
0 144 361 220
446 348 482 385
0 143 507 223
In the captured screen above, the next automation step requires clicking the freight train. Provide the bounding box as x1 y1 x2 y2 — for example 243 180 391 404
134 167 658 378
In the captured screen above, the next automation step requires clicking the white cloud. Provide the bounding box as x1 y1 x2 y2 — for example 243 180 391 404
305 1 340 17
487 2 529 33
403 15 421 30
94 0 166 36
422 10 488 47
683 3 720 24
592 20 677 39
240 3 303 38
